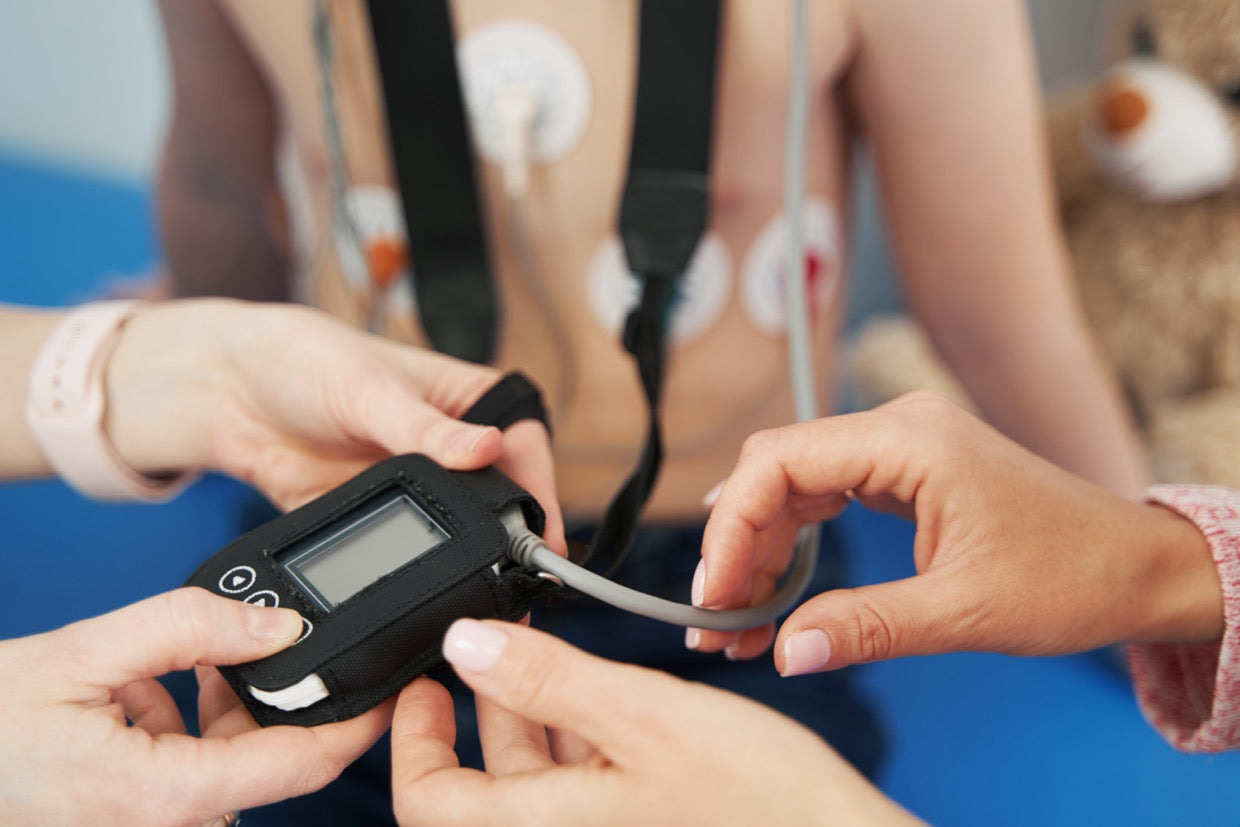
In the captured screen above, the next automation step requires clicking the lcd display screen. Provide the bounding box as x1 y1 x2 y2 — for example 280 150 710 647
280 492 449 610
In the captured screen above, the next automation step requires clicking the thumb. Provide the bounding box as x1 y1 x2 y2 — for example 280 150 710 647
440 619 680 766
335 369 504 470
48 587 305 690
774 572 975 675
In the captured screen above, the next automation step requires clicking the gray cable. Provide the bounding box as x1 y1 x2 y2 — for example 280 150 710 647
506 515 819 632
784 0 817 425
509 0 821 630
780 0 823 582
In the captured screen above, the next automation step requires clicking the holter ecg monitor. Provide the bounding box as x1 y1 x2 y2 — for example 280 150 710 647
187 446 819 728
185 453 551 728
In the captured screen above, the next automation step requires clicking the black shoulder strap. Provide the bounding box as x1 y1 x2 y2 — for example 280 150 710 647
365 0 719 576
584 1 721 575
366 0 499 365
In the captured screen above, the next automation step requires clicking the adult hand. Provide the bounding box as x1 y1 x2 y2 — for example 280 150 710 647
390 619 919 827
106 299 564 552
0 587 391 826
691 391 1223 673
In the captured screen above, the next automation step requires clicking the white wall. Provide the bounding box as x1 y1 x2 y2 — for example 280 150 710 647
0 0 1106 184
0 0 169 182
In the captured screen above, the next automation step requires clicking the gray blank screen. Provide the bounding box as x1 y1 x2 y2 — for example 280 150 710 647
283 494 448 608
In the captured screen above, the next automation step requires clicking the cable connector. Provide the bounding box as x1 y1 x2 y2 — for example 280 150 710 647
500 505 546 568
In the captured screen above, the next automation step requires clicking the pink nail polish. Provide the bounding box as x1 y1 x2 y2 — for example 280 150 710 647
443 619 509 674
685 627 702 650
781 629 831 677
691 559 707 607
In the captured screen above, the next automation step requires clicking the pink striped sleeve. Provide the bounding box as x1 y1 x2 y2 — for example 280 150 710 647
1126 485 1240 752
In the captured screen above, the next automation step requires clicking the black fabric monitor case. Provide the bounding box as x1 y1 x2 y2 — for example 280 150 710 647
365 0 722 576
185 455 548 727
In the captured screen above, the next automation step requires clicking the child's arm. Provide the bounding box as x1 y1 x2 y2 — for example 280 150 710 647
844 0 1148 497
154 0 291 302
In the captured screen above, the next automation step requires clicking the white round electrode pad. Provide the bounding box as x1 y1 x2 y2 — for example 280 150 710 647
587 233 733 344
740 199 841 334
456 20 593 164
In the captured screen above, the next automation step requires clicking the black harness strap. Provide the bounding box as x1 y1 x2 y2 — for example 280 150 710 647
584 1 721 575
365 0 719 577
366 0 499 365
461 372 552 436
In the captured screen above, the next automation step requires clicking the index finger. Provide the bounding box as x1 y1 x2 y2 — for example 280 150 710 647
699 402 934 607
49 588 303 692
698 430 844 609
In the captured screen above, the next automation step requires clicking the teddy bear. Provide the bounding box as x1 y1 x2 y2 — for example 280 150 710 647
846 0 1240 489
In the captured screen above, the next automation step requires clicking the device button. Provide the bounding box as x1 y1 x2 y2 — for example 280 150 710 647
243 590 280 608
219 565 257 594
295 617 314 644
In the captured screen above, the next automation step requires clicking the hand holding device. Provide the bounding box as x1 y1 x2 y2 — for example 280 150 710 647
100 298 565 552
185 443 818 727
389 618 921 827
0 588 390 825
693 391 1224 673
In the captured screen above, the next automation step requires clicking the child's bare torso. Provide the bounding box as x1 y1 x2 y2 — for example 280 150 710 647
220 0 856 520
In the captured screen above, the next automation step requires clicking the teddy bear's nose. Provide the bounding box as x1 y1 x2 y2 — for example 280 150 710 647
1099 85 1150 136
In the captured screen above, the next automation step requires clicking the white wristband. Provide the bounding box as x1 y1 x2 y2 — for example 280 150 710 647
24 300 198 502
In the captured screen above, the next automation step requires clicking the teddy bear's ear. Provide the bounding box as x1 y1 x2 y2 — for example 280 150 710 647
1129 15 1156 59
1098 0 1163 65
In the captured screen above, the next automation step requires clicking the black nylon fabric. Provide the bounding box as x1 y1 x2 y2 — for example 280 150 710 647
585 0 721 576
460 371 552 436
244 572 534 728
366 0 499 365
